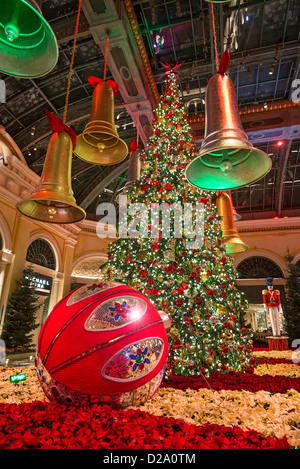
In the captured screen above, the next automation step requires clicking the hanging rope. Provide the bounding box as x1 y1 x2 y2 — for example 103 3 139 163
103 30 110 81
136 105 140 147
63 0 82 124
210 3 219 73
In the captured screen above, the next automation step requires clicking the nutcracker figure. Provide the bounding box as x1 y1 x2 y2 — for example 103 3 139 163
262 278 282 336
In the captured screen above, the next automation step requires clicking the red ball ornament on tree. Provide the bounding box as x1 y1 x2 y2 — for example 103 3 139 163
36 281 170 407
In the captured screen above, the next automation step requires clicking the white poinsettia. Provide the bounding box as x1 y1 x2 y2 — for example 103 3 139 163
131 386 300 447
253 350 295 360
254 364 300 378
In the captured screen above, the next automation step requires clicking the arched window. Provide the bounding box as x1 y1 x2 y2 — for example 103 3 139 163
237 256 284 279
26 239 56 270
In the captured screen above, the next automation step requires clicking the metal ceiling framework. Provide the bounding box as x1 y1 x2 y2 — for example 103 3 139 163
0 0 299 219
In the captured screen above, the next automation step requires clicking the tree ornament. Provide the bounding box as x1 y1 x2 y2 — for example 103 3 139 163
200 271 209 282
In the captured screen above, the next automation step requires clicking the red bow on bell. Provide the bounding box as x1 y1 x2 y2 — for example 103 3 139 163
88 76 119 96
218 49 230 75
130 138 138 152
45 110 77 150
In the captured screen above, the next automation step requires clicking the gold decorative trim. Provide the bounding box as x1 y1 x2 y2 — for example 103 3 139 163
80 227 97 233
188 100 300 125
0 134 17 159
123 0 160 107
238 226 300 233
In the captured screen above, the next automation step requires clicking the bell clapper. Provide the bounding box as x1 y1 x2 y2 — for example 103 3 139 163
47 206 57 219
220 151 233 176
4 23 19 43
97 142 106 153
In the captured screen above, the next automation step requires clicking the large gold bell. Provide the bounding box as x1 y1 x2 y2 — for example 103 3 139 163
0 0 58 78
185 73 272 190
17 131 86 224
216 191 248 254
124 146 141 190
74 81 128 165
116 144 140 204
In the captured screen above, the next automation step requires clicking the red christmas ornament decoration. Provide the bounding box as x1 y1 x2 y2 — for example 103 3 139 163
36 281 170 407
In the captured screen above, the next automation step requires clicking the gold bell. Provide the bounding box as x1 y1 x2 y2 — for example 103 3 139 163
233 207 242 221
125 146 141 189
216 191 248 254
228 190 242 221
116 140 140 204
74 80 128 165
185 72 272 190
17 130 86 224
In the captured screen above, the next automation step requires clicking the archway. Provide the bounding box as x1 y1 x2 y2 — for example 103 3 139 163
236 256 285 342
25 238 59 343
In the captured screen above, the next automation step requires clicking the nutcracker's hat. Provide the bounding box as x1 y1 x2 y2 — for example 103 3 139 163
265 277 274 286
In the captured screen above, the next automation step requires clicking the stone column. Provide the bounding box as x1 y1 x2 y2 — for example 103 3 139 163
0 249 14 332
0 215 33 325
48 273 64 313
61 238 77 298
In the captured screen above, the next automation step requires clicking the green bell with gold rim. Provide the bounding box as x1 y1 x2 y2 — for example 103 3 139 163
185 72 272 191
0 0 58 78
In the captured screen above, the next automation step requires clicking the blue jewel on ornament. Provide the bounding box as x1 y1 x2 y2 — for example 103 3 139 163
109 301 131 320
87 282 107 291
130 347 150 371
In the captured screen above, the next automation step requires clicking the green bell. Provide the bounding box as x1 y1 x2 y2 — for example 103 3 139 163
185 73 272 190
0 0 58 78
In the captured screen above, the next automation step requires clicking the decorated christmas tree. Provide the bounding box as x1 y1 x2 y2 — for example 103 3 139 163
105 62 254 378
1 267 40 350
284 254 300 343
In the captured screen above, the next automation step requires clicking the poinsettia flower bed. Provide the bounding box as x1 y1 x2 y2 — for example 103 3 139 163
163 371 300 394
0 351 299 449
254 364 300 378
255 358 297 365
0 367 46 404
132 387 300 447
249 349 299 365
0 400 291 449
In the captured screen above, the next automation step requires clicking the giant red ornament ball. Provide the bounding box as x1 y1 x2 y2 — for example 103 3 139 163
36 281 170 407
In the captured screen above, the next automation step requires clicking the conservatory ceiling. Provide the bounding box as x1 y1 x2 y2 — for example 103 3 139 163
0 0 299 220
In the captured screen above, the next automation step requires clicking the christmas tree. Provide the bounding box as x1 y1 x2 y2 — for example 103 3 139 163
1 267 40 351
284 254 300 343
105 63 254 378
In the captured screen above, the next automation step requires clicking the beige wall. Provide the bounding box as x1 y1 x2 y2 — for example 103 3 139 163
233 217 300 276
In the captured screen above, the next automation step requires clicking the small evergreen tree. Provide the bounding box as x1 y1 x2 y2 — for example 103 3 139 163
1 267 40 350
284 254 300 343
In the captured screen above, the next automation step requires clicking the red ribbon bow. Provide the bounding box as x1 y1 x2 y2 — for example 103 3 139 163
218 49 230 75
130 138 138 152
45 110 77 150
88 76 119 96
